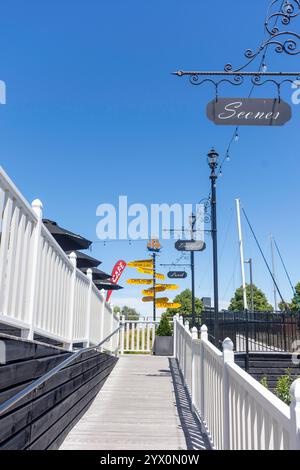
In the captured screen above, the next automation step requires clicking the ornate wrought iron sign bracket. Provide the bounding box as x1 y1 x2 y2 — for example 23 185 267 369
173 0 300 101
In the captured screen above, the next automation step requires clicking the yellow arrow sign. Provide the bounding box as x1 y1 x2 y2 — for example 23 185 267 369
156 284 179 291
142 286 167 295
127 279 153 285
156 302 182 309
142 296 169 303
137 267 165 280
127 260 153 268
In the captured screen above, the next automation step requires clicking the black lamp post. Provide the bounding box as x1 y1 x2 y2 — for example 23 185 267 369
189 213 197 328
207 148 220 347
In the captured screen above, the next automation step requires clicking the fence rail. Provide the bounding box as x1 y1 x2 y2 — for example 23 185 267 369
174 315 300 450
200 310 300 353
119 318 159 354
0 167 117 350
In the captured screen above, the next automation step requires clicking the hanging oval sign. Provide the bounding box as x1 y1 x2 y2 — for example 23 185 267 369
207 98 292 126
168 271 187 279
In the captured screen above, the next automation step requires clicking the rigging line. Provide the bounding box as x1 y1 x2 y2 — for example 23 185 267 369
242 207 288 308
219 207 234 263
221 246 240 301
273 237 296 295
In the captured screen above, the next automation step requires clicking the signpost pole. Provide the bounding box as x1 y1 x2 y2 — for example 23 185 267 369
153 253 156 322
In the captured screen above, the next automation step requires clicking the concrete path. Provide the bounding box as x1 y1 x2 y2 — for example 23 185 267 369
60 355 210 450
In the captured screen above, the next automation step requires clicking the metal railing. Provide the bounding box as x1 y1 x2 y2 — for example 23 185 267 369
200 310 300 353
174 315 300 450
0 327 120 418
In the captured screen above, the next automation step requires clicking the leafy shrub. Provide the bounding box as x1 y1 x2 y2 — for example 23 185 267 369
274 369 295 406
156 313 172 337
260 376 269 389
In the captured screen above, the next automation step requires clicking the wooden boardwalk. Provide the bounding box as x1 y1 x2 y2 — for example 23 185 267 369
60 355 210 450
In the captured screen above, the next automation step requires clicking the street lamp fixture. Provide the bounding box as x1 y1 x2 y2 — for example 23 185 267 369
207 148 219 170
207 148 220 347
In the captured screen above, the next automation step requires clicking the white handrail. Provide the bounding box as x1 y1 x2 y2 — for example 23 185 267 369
174 315 300 450
0 167 118 350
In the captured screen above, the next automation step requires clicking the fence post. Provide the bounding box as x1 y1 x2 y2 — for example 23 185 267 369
191 326 198 411
65 252 77 351
184 320 190 332
85 268 93 347
200 325 208 417
26 199 43 341
100 289 106 343
110 302 114 351
173 314 179 358
222 337 234 450
290 378 300 450
120 315 125 355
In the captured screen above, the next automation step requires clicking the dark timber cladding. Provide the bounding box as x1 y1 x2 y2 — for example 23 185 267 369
0 334 118 450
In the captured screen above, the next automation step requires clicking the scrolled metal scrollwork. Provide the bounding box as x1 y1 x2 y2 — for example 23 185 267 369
197 198 211 225
225 0 300 72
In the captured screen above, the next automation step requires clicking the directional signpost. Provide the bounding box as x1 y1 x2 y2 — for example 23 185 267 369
127 241 182 319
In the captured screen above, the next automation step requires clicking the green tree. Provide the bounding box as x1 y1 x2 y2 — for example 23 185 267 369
278 282 300 312
116 305 140 321
228 284 273 312
166 289 203 317
156 313 172 337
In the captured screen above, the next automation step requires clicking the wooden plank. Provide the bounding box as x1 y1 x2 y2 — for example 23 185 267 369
60 356 189 450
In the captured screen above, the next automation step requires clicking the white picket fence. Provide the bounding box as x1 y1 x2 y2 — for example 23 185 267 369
174 315 300 450
0 167 118 351
119 318 159 353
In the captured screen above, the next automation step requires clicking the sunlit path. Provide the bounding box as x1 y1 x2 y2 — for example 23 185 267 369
59 355 210 450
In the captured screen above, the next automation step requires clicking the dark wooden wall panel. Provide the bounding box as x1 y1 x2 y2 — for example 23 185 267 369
0 334 118 450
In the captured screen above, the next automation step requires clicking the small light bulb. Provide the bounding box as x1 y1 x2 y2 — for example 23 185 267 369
219 170 223 177
262 63 268 73
234 131 239 142
226 152 230 161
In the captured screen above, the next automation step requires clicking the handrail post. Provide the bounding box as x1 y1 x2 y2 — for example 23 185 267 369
200 325 208 418
120 315 125 355
66 251 77 351
26 199 43 340
222 337 234 450
85 268 93 347
191 326 198 411
290 378 300 450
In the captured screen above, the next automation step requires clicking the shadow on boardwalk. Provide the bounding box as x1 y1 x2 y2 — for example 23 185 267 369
169 358 212 451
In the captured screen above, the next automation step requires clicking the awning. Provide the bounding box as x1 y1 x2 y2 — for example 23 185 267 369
94 280 123 291
43 219 92 251
66 250 102 269
80 267 111 281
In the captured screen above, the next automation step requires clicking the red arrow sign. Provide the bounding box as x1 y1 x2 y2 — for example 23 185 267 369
106 260 127 302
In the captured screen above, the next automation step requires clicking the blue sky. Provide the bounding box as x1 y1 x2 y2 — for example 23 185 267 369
0 0 299 315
